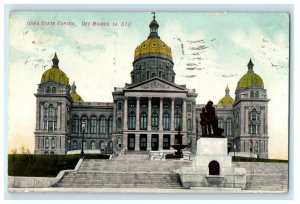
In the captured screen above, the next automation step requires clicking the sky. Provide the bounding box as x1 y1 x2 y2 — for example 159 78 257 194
8 11 289 159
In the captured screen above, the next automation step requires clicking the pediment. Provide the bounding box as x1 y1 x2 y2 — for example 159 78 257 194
125 77 186 92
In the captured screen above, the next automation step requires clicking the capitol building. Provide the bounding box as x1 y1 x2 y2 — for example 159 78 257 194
34 16 270 159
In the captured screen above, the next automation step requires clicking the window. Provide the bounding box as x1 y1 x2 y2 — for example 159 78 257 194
254 142 259 154
90 116 97 133
99 116 106 134
108 116 113 134
48 104 54 117
128 111 136 130
187 104 192 112
100 141 105 151
52 87 56 93
187 119 192 131
251 109 257 121
80 115 88 133
117 117 122 129
163 112 170 130
140 112 147 130
250 91 254 98
45 138 49 148
73 141 77 150
255 91 259 98
151 112 159 130
152 73 156 77
163 135 170 150
48 121 54 131
46 87 51 93
118 102 122 110
91 141 96 150
117 137 122 148
51 138 55 149
72 116 79 133
226 118 232 136
218 119 224 129
174 112 182 130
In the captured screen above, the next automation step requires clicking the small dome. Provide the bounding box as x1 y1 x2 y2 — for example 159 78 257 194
134 38 172 59
70 81 83 102
218 85 234 106
236 59 264 90
41 53 69 86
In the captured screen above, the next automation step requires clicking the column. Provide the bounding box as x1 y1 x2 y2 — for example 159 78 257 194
57 105 61 130
170 97 175 131
147 97 152 130
159 134 163 150
136 97 140 130
192 102 197 134
135 134 140 151
147 134 152 151
123 133 128 150
159 97 163 130
182 99 187 131
123 97 128 130
40 103 44 130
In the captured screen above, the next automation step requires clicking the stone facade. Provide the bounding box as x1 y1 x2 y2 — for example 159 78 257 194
34 16 269 158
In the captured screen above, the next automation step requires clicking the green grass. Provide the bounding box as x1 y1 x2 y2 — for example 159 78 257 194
8 154 110 177
232 156 288 163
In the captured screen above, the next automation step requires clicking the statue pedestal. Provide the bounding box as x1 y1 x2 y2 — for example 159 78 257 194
179 137 246 189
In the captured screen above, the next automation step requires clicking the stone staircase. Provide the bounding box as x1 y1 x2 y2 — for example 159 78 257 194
54 153 191 189
233 162 288 191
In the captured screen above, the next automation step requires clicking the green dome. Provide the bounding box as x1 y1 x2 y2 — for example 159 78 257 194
236 59 264 90
218 85 234 106
41 53 69 86
70 81 83 102
70 92 83 102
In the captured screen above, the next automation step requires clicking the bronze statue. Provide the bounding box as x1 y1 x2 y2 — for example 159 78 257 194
201 101 224 137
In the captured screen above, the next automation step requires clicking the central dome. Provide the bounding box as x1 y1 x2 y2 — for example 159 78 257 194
131 14 175 84
134 38 172 59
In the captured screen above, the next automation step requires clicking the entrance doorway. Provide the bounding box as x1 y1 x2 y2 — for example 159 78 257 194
208 160 220 175
163 135 170 150
140 134 147 151
128 134 135 151
151 134 159 151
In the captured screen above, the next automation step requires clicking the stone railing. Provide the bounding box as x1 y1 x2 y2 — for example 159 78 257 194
149 150 192 161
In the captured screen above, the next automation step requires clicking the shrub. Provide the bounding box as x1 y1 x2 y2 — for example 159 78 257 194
232 156 288 163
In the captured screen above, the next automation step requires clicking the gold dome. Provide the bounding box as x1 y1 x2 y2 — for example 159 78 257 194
41 53 69 86
218 85 234 106
134 38 172 59
70 81 83 102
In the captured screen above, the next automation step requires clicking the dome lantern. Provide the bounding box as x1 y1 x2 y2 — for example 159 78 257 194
247 58 254 73
218 85 234 106
52 52 59 68
148 12 160 39
70 81 83 102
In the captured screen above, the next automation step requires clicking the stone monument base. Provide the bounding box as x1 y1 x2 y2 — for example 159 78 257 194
179 137 246 189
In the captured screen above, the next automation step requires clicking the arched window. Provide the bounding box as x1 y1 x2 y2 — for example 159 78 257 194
117 137 122 148
51 138 55 148
250 91 254 98
99 116 106 134
140 112 147 130
128 112 136 130
118 102 122 110
72 115 79 133
151 111 159 130
251 109 257 121
45 138 49 149
73 141 77 150
163 112 170 130
255 91 259 98
52 87 56 93
187 119 192 131
108 116 113 134
226 118 232 136
100 141 105 152
90 116 97 133
91 141 96 150
48 104 54 117
46 87 51 93
174 112 182 130
117 117 122 129
80 115 88 133
218 119 224 129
